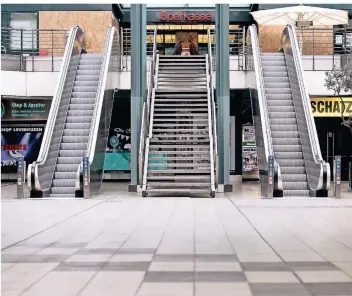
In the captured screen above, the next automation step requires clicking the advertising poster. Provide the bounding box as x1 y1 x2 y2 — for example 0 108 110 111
104 97 131 172
1 126 44 173
1 99 51 121
311 97 352 117
242 124 259 180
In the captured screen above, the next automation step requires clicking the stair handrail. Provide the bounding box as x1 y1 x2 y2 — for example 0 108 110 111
81 25 117 179
283 25 330 192
28 26 84 193
248 25 282 196
139 28 157 187
207 28 218 188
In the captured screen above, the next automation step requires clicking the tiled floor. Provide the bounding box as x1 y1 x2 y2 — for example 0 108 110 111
1 182 352 296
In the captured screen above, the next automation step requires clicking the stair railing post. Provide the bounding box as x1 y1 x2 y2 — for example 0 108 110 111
17 157 25 199
348 158 352 192
334 155 341 198
83 156 90 198
268 155 274 198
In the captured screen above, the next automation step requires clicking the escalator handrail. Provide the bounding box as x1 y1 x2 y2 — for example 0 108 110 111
33 26 79 167
286 25 325 164
249 26 275 163
85 25 116 164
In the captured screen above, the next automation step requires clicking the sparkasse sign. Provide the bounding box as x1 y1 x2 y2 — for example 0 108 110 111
160 11 213 22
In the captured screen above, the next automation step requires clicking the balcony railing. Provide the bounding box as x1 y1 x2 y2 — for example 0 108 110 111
296 27 352 71
1 27 69 72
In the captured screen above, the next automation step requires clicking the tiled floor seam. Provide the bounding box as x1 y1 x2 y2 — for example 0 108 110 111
223 196 315 296
75 201 159 296
1 193 124 252
128 199 179 296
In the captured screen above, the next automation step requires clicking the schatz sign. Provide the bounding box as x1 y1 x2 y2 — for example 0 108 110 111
160 11 213 22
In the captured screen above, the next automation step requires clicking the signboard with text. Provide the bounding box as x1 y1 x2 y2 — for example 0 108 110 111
311 97 352 117
1 99 51 121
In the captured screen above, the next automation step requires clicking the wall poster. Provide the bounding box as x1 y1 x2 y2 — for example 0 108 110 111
242 124 259 180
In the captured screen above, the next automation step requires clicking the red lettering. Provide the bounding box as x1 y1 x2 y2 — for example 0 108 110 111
1 144 27 151
160 11 168 21
160 11 213 22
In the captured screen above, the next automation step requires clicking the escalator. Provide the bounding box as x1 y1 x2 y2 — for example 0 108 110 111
246 24 330 197
28 26 119 198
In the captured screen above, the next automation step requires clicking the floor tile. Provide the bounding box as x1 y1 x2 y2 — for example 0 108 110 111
296 270 352 283
249 283 311 296
149 261 194 272
245 271 299 283
136 282 193 296
109 254 154 262
195 271 246 282
80 271 145 296
288 262 339 271
54 261 104 271
144 271 194 282
241 262 289 272
21 271 95 296
236 253 282 263
195 261 242 272
195 282 253 296
36 248 79 255
102 262 151 271
65 254 111 262
279 251 326 262
305 283 352 295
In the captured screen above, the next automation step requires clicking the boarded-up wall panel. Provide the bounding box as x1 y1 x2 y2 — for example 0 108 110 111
39 11 112 54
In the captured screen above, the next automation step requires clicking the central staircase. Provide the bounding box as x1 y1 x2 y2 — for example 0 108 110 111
143 55 215 197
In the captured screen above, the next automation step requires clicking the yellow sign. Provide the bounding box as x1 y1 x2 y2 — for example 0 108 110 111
311 97 352 117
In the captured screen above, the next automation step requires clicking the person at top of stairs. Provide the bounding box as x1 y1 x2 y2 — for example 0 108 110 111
172 34 183 55
189 34 199 55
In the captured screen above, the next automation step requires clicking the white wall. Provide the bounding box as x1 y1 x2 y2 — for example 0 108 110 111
1 54 349 97
1 71 58 97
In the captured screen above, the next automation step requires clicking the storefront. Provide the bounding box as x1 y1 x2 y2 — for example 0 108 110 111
119 7 253 55
1 97 51 180
311 96 352 181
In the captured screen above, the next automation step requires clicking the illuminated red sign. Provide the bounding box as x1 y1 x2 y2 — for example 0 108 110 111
1 144 27 151
160 11 212 22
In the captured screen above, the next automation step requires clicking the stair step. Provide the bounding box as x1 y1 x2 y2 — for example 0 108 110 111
54 172 77 179
55 164 80 172
153 118 208 122
283 190 310 197
154 108 208 112
280 167 306 174
282 181 309 190
57 157 82 164
272 138 300 145
148 163 210 168
265 82 290 88
51 187 76 194
269 112 296 119
149 144 209 149
52 179 76 187
153 124 208 127
266 94 292 100
63 129 90 137
59 150 86 157
147 183 211 187
153 129 208 133
148 169 210 174
263 72 288 78
267 100 294 107
268 106 295 113
273 145 301 152
148 157 209 161
281 174 307 182
147 175 211 181
145 188 211 194
275 152 303 159
50 194 76 198
154 99 208 103
149 150 209 155
151 134 209 138
265 88 291 95
62 136 89 143
270 118 297 125
271 131 299 138
154 104 207 107
264 77 290 83
278 159 305 166
271 125 298 131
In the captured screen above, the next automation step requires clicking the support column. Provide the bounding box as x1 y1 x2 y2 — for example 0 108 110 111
129 4 146 192
216 4 232 192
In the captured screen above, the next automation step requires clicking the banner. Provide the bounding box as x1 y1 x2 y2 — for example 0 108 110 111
1 99 51 121
311 97 352 117
242 125 258 172
1 126 44 173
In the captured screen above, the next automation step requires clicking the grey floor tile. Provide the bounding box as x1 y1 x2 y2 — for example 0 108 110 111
53 261 104 271
195 271 246 282
102 262 151 271
195 254 238 262
117 248 157 254
249 283 311 296
296 271 352 283
196 282 253 296
137 282 193 296
76 248 118 254
153 254 194 262
241 262 289 272
245 271 299 283
144 271 194 282
65 254 111 262
195 261 242 272
288 262 340 271
2 254 69 263
110 254 154 262
305 283 352 295
149 261 194 271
